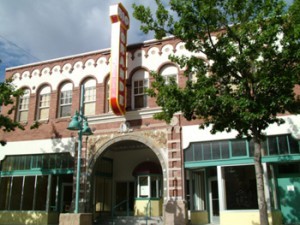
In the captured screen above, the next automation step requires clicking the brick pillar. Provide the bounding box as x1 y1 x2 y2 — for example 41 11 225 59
96 83 105 114
164 120 188 225
126 78 132 110
148 74 157 108
167 126 184 198
28 93 36 123
49 91 58 119
72 87 80 115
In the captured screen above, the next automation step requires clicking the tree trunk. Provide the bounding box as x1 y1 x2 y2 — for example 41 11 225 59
253 136 269 225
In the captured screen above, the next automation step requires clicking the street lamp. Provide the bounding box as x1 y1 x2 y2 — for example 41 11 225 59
67 85 93 213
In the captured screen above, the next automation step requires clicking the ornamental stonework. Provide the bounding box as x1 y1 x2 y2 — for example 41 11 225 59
87 129 168 160
142 130 167 148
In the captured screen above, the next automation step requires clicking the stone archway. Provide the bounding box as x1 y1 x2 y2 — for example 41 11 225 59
86 132 169 217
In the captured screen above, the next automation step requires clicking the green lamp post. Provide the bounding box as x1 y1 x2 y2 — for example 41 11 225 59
67 85 93 213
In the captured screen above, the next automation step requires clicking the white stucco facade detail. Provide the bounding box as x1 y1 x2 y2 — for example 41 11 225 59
182 114 300 149
0 137 75 160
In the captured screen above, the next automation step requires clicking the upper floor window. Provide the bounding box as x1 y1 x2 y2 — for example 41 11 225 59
17 88 30 122
83 79 96 116
59 82 72 118
132 70 149 109
37 86 51 120
160 65 178 84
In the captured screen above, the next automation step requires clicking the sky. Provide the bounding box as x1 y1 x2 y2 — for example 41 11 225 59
0 0 159 81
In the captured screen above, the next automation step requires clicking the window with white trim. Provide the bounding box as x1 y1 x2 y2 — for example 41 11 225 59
160 65 178 84
132 70 149 109
37 86 51 120
83 79 96 116
17 89 30 122
137 175 161 198
59 83 72 118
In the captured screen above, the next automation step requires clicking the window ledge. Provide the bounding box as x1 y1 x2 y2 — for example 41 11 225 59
18 121 28 126
55 117 70 123
37 119 49 124
135 197 161 200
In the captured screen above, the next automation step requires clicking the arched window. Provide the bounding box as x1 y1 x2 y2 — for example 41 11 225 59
160 65 178 84
58 82 72 118
17 88 30 122
132 70 149 109
37 86 51 120
83 79 96 116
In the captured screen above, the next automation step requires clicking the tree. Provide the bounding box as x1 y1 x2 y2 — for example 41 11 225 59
0 78 25 145
133 1 300 225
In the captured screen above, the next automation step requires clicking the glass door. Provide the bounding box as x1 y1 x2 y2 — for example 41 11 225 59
61 183 72 213
209 178 220 224
115 181 134 216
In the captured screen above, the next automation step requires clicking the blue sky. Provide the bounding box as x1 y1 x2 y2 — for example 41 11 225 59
0 0 294 82
0 0 157 81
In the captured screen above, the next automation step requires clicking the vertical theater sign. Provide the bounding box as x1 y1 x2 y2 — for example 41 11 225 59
109 3 130 115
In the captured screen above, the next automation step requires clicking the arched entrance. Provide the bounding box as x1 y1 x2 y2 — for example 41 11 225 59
88 135 167 224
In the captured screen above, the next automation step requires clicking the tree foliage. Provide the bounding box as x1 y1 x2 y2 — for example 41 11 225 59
0 79 25 146
133 1 300 225
0 78 41 146
133 0 300 138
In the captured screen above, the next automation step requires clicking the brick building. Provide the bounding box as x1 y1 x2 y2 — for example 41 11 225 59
0 37 191 225
0 35 300 225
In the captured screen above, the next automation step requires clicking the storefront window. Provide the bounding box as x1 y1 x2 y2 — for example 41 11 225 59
185 134 300 162
10 177 23 210
1 153 74 172
192 171 206 211
220 141 230 158
278 135 289 154
35 176 48 210
0 174 72 212
22 176 35 210
231 140 247 157
0 177 10 210
0 154 74 212
224 166 258 210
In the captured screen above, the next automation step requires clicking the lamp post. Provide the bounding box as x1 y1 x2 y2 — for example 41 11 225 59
67 85 93 213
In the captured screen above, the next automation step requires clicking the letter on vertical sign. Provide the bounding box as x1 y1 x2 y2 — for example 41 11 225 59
109 3 130 115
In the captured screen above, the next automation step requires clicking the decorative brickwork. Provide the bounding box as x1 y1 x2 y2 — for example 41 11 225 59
0 37 191 225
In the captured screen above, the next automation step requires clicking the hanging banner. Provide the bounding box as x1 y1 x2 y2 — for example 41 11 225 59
109 3 130 115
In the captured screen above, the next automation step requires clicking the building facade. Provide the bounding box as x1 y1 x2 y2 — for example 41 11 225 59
0 36 299 225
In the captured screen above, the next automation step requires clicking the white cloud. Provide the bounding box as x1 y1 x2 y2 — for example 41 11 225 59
0 0 160 81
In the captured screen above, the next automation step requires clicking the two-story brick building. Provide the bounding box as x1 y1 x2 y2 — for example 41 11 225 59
0 35 300 225
0 37 191 225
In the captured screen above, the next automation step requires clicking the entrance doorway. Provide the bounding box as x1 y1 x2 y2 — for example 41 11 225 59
92 139 165 220
61 183 72 213
115 181 134 216
209 178 220 224
277 163 300 225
